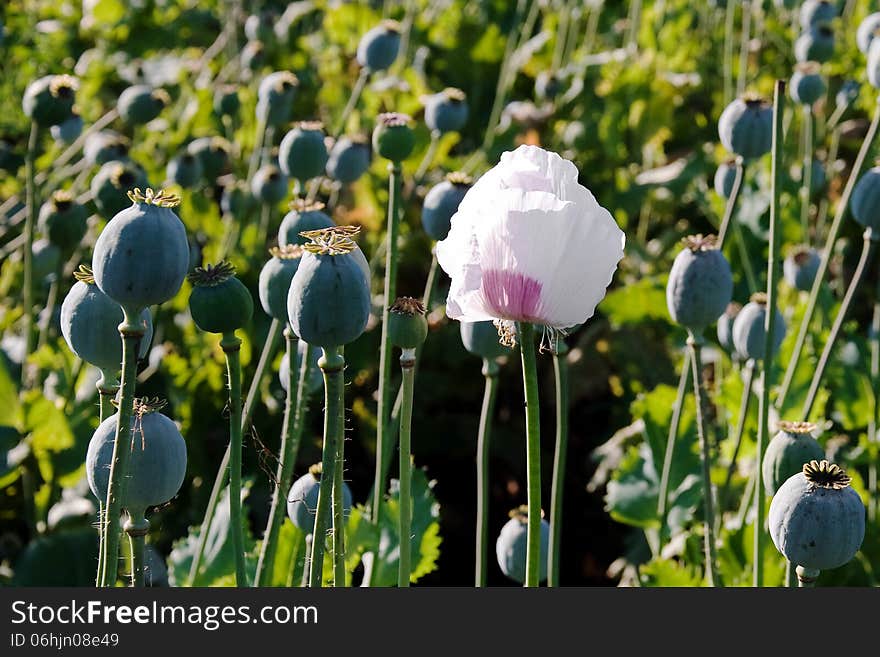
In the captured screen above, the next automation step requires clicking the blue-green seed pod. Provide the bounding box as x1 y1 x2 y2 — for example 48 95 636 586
31 238 61 283
187 262 253 334
213 85 240 118
240 41 266 72
279 121 328 183
90 160 149 218
279 341 323 396
258 245 303 322
38 190 88 251
731 292 786 361
850 165 880 231
326 135 371 184
187 137 232 182
166 152 203 190
61 265 153 372
716 302 741 353
714 159 739 199
535 71 564 102
666 235 733 334
373 113 415 162
287 228 371 349
762 422 825 497
718 95 773 160
460 320 511 361
356 21 401 72
23 75 77 127
783 246 821 292
92 188 189 313
118 85 170 125
795 25 835 63
769 460 865 571
423 88 468 134
789 62 826 105
257 71 299 127
83 131 129 166
422 172 471 241
858 13 880 54
388 297 428 349
251 164 289 205
799 0 836 29
278 200 334 246
836 80 859 108
220 180 256 220
50 113 83 145
495 506 550 584
86 399 186 517
808 158 826 197
286 464 353 532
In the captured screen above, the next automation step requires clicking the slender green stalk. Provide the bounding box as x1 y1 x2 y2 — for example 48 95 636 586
413 131 440 187
188 318 282 585
95 502 104 587
870 278 880 523
625 0 642 52
332 389 346 588
777 99 880 411
800 106 813 244
125 515 149 588
657 349 692 521
755 79 785 588
309 347 344 587
20 120 39 390
719 359 756 511
255 332 312 586
716 158 744 248
398 347 417 587
95 371 118 586
247 115 268 182
98 309 144 587
552 1 571 70
333 68 369 140
516 322 542 587
801 233 877 420
221 332 247 587
733 224 759 293
475 359 499 587
301 535 312 588
582 0 601 54
722 0 736 105
736 1 752 97
687 335 721 587
796 565 819 587
36 263 62 351
548 339 569 588
786 559 798 588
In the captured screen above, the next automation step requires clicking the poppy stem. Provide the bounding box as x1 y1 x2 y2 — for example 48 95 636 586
221 332 247 587
548 339 569 587
516 321 542 587
398 347 417 587
475 358 499 587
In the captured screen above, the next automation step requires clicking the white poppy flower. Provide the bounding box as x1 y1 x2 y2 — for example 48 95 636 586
436 145 625 330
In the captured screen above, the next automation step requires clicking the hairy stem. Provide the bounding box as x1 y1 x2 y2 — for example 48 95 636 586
548 340 570 587
221 333 247 587
517 321 542 587
20 121 39 390
398 348 417 587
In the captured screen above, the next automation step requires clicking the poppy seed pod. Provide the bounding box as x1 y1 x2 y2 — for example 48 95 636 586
423 88 469 134
187 137 232 183
718 95 773 159
783 246 821 292
373 113 415 162
769 460 865 571
38 190 88 252
220 181 256 220
795 25 835 63
117 85 170 125
731 292 786 361
422 172 472 241
31 239 61 283
835 80 859 108
287 464 353 532
713 159 739 199
50 113 83 145
325 135 371 184
257 71 299 127
278 200 334 246
495 506 550 584
279 121 329 183
213 85 240 118
850 165 880 231
187 261 254 334
535 71 565 101
762 421 825 497
279 340 323 396
23 75 77 126
356 20 401 72
240 40 266 72
460 320 511 361
858 13 880 54
61 265 153 373
258 245 303 322
166 152 203 189
287 227 371 348
388 297 428 350
789 62 826 106
666 235 733 334
716 302 741 353
90 160 149 218
251 164 289 205
799 1 836 29
83 131 129 166
91 188 190 313
86 399 186 518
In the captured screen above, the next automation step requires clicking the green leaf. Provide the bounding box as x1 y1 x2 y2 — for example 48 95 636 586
639 557 704 587
600 276 670 327
89 0 126 25
0 356 22 429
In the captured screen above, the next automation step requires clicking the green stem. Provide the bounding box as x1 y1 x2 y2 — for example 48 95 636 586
255 331 311 586
125 515 149 588
309 347 344 587
98 308 144 587
475 359 499 587
796 565 819 587
722 0 736 105
548 340 569 588
95 373 118 587
777 99 880 412
733 223 759 293
333 391 346 587
786 559 798 588
333 68 369 140
657 349 692 521
398 348 417 587
687 335 721 587
716 158 744 249
801 233 877 420
188 318 282 585
247 115 268 182
413 131 440 187
516 322 542 587
736 1 752 97
870 278 880 524
719 359 755 511
221 332 247 587
20 120 39 390
95 502 104 587
800 106 813 245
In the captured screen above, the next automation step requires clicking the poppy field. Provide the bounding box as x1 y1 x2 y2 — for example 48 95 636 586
0 0 878 589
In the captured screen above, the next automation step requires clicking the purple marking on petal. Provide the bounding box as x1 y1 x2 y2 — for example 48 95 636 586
481 269 543 322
